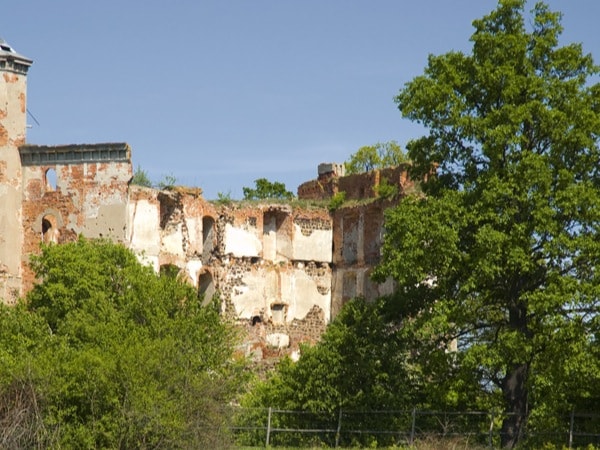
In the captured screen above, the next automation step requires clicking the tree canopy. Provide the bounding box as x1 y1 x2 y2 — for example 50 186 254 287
374 0 600 447
241 298 419 447
242 178 294 200
0 238 247 448
344 141 408 174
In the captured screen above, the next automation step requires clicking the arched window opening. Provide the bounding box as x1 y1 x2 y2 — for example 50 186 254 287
251 315 262 326
45 168 57 191
159 264 181 279
198 272 215 304
41 214 58 244
202 216 215 264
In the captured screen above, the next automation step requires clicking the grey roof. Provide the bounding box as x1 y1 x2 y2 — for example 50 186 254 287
0 37 33 73
20 143 131 166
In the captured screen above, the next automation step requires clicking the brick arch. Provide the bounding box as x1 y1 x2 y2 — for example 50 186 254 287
35 209 63 243
41 214 59 244
159 263 183 279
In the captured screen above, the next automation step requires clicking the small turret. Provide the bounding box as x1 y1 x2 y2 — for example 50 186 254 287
0 38 33 75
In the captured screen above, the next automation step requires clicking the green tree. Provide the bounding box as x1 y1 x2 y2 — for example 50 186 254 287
0 238 247 448
344 141 407 174
130 164 153 187
242 178 294 200
374 1 600 447
241 298 417 447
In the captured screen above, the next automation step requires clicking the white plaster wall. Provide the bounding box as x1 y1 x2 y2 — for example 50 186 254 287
0 72 26 300
185 259 203 287
282 268 330 321
224 223 261 257
161 223 185 258
184 216 202 255
229 268 274 319
292 226 332 262
127 199 160 258
262 216 277 261
266 333 290 348
230 266 330 323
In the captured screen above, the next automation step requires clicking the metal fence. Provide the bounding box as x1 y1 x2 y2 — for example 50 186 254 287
228 407 600 448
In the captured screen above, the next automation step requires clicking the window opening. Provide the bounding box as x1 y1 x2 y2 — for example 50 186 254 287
198 272 215 304
41 215 58 244
202 216 215 264
159 264 180 279
45 168 57 191
271 303 286 324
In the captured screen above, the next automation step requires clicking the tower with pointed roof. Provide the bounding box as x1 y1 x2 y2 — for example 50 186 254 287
0 38 32 302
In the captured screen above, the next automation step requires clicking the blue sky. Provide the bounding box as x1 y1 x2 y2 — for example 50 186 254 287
3 1 600 199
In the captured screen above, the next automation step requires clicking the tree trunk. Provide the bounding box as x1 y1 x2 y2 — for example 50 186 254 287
500 362 529 448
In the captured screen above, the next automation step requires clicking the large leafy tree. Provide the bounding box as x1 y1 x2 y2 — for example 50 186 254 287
374 1 600 447
0 238 247 448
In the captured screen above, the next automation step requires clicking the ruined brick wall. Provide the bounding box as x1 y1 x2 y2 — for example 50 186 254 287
13 138 409 369
19 143 132 291
128 185 215 286
330 200 398 316
0 47 31 302
299 163 414 201
297 162 344 200
211 203 333 365
130 194 334 365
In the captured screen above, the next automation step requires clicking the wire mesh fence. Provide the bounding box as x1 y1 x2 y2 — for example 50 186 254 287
226 407 600 448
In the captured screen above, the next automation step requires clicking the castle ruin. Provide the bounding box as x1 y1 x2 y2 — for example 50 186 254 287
0 40 414 363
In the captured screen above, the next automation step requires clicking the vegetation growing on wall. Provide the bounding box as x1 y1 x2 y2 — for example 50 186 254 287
130 164 153 187
344 141 407 175
243 178 294 200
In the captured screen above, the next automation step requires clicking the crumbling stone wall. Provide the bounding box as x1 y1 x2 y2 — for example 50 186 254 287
297 162 344 200
128 185 213 286
298 163 414 201
1 37 417 371
211 204 333 363
330 201 397 316
297 162 416 315
0 44 31 302
19 143 132 291
12 135 410 368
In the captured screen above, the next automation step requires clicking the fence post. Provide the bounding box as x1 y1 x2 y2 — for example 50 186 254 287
266 407 272 447
489 410 494 448
335 408 343 448
410 407 417 445
568 408 575 449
